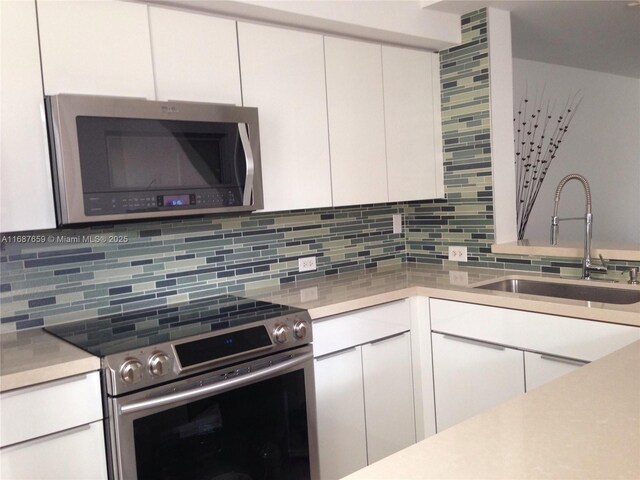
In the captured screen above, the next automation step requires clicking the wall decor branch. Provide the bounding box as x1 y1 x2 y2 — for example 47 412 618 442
514 90 582 240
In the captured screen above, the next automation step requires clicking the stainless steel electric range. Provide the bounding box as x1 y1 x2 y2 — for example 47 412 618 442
45 294 319 480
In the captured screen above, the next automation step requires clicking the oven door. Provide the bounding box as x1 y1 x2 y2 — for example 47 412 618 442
107 347 318 480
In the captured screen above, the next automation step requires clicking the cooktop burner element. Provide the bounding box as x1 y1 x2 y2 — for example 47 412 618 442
45 294 311 396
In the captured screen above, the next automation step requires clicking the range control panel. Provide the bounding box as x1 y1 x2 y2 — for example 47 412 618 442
103 312 312 396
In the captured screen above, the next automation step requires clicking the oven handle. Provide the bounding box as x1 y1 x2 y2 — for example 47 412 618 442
119 351 312 416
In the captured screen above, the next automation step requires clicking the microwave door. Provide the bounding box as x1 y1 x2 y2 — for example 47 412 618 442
237 123 254 206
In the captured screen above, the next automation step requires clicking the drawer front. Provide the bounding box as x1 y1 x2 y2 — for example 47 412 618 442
430 299 640 361
0 371 102 447
313 300 410 357
0 420 107 479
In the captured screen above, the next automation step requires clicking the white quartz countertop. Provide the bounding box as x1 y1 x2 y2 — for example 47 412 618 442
343 340 640 480
0 328 99 392
244 264 640 326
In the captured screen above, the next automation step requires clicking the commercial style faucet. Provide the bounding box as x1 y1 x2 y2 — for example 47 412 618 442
550 174 607 280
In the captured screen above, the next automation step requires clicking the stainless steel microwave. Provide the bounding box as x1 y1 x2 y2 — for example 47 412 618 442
45 94 263 226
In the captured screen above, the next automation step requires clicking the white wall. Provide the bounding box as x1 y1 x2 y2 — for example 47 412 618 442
488 8 517 244
512 58 640 246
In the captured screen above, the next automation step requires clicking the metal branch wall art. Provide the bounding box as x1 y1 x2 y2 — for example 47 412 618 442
514 91 582 240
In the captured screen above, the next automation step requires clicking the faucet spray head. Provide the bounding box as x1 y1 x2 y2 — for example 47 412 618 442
550 216 559 245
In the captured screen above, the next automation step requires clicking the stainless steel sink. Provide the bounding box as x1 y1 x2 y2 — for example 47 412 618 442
474 278 640 305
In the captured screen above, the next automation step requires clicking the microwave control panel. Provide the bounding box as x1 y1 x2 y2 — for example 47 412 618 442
83 189 241 216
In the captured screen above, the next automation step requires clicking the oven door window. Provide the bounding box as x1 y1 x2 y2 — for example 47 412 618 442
75 117 246 195
132 370 311 480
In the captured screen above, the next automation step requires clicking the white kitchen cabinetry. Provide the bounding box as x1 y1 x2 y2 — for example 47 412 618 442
313 300 416 479
524 351 587 392
0 372 107 479
149 7 242 104
314 346 368 480
429 298 640 430
238 23 332 211
0 0 57 232
37 0 155 99
362 332 416 463
382 47 444 201
431 332 525 431
324 37 388 207
0 422 107 480
429 299 640 362
324 37 444 207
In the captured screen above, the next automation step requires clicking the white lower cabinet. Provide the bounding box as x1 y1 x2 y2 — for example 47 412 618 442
429 298 640 431
431 333 525 432
0 421 107 480
524 351 587 392
0 372 107 479
313 301 417 480
314 347 368 480
362 332 416 464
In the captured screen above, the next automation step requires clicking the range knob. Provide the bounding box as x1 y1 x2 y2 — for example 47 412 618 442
120 358 143 384
293 321 310 339
273 325 291 344
148 352 170 377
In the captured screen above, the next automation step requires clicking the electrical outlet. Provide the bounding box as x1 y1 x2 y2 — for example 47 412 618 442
448 246 467 262
392 214 402 234
298 256 317 272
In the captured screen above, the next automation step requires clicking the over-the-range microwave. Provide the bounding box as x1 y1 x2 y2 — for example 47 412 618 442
45 94 263 226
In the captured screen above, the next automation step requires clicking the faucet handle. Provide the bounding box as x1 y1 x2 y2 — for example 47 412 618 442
598 254 608 270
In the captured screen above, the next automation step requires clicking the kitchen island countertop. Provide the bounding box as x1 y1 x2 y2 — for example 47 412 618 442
343 339 640 480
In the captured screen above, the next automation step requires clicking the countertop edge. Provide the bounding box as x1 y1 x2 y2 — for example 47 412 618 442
0 355 100 392
491 241 640 261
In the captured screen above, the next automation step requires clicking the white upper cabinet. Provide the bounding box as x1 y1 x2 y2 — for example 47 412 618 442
383 47 443 202
0 0 56 232
324 37 389 207
149 7 242 104
238 23 332 211
37 0 155 98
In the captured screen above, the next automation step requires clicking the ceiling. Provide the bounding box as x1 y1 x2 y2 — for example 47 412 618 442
424 1 640 78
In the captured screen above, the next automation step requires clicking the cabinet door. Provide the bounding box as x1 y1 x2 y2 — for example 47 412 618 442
0 0 56 231
238 23 332 211
382 47 442 202
524 351 587 392
149 7 241 104
324 36 388 206
37 0 155 98
0 421 107 479
314 347 367 480
362 332 416 464
432 333 525 431
1 372 102 448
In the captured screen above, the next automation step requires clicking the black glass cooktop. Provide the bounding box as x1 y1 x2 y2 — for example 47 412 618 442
45 294 305 357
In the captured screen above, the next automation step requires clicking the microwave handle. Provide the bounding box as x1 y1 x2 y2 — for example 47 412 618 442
238 123 254 206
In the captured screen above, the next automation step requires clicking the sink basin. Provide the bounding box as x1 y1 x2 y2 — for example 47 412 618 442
474 278 640 305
